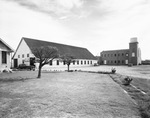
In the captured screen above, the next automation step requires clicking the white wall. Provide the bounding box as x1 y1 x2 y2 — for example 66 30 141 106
13 39 34 67
38 59 97 70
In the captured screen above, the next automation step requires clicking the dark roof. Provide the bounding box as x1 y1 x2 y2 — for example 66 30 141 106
0 38 14 52
23 37 96 60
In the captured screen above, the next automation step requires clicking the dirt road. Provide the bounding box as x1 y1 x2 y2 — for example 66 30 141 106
0 71 140 118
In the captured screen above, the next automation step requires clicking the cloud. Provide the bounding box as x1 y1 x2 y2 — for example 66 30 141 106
1 0 150 59
56 0 83 9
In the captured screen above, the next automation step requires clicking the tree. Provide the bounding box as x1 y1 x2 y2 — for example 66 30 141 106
31 46 58 78
60 54 76 72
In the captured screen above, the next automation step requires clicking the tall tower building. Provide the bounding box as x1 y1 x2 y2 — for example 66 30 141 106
129 37 139 65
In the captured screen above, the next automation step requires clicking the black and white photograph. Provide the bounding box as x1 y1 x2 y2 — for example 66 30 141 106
0 0 150 117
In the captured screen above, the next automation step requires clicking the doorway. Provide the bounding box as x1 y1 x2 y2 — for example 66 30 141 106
14 59 18 68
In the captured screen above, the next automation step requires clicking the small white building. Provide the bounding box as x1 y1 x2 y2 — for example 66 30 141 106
0 38 14 72
13 37 97 69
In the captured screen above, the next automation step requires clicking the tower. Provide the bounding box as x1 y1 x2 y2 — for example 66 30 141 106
129 37 139 65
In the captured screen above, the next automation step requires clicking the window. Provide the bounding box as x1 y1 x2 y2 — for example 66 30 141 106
101 54 103 57
77 60 79 65
107 60 109 64
18 55 20 58
122 53 124 56
118 54 120 56
114 54 116 56
73 61 75 65
63 61 66 65
111 61 113 63
2 51 7 64
27 54 29 57
132 52 135 57
84 61 86 64
115 61 116 63
122 60 124 64
81 61 83 65
57 60 59 65
126 53 128 56
118 60 120 63
104 54 106 57
88 61 89 64
22 60 25 64
49 60 53 66
91 61 92 64
108 54 109 57
22 54 24 58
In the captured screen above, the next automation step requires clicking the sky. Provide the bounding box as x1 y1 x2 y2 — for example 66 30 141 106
0 0 150 60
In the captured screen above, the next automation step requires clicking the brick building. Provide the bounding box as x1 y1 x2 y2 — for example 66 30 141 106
100 37 141 65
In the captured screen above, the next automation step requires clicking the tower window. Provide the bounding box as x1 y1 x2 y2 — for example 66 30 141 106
132 52 135 57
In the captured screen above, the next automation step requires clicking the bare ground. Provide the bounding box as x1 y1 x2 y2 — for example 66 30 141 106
0 71 140 118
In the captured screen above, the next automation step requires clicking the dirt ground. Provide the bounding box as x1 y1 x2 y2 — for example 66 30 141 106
0 71 140 118
70 65 150 79
40 65 150 79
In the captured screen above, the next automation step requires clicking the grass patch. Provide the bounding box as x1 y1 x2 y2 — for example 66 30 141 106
0 71 37 82
132 77 150 93
109 74 150 118
0 77 32 82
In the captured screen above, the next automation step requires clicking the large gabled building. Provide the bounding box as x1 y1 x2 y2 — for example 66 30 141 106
12 37 97 69
0 38 14 71
99 37 142 65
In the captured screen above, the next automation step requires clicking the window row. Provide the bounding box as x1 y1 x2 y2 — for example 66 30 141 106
18 54 29 58
101 53 128 57
102 60 127 64
49 60 93 66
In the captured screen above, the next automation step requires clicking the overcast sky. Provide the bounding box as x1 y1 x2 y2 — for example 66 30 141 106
0 0 150 59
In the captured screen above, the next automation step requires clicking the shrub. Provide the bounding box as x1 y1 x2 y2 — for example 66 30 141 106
111 68 116 74
123 76 133 85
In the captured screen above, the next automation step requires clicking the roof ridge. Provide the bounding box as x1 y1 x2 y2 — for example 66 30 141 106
0 38 14 52
13 37 96 60
23 37 87 50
